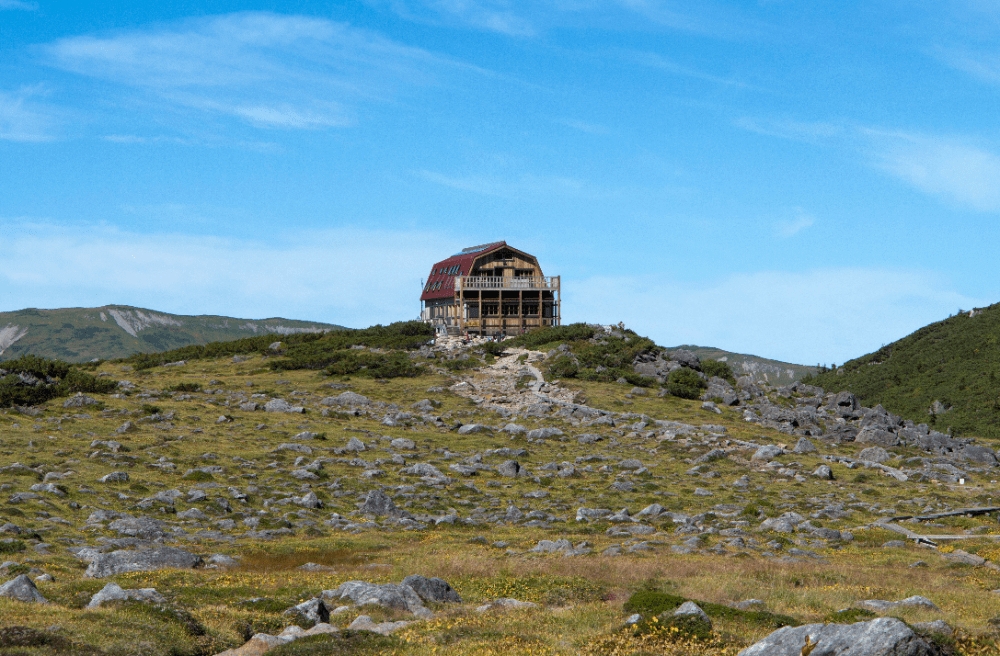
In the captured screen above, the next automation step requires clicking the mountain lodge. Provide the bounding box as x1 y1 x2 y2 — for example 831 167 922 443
419 241 561 336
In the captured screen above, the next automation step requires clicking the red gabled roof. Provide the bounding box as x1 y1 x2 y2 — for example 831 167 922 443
420 241 506 301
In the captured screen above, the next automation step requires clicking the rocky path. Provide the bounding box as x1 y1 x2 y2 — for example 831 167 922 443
449 346 578 415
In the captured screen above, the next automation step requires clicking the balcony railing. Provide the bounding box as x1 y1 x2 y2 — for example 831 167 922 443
455 275 559 290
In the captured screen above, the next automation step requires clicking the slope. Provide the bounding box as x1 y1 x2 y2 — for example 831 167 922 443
665 344 817 386
0 305 343 363
809 303 1000 440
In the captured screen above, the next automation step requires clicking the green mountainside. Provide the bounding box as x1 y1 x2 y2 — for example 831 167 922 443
665 344 817 387
809 303 1000 440
0 305 344 363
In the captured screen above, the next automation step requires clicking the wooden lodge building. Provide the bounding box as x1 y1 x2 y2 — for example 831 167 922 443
419 241 561 336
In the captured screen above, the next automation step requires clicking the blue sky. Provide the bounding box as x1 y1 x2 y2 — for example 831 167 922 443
1 1 998 365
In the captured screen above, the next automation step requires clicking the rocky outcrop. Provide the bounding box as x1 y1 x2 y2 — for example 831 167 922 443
737 617 936 656
82 547 204 578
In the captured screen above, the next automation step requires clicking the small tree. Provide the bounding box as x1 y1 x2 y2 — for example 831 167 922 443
667 369 706 400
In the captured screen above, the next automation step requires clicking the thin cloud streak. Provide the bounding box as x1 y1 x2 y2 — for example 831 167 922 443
634 51 753 88
0 0 37 10
0 87 59 142
775 211 815 238
0 222 463 328
415 169 594 198
41 12 474 132
865 129 1000 212
736 116 1000 212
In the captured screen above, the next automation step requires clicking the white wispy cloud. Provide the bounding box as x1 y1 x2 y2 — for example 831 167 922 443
378 0 538 36
733 116 844 142
937 47 1000 85
865 129 1000 212
565 268 981 365
0 221 464 327
634 51 754 87
556 118 611 135
735 116 1000 212
0 86 59 142
41 12 472 132
379 0 765 38
774 210 815 238
415 169 594 198
0 0 38 10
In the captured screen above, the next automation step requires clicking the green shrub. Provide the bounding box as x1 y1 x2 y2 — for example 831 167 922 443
313 351 421 378
667 368 707 399
481 341 506 357
623 590 686 616
168 382 203 393
0 540 26 554
0 354 117 409
506 323 597 349
824 608 876 623
547 355 579 379
701 359 736 384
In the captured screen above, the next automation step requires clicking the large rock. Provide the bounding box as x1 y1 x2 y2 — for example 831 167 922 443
401 463 444 478
858 446 891 463
322 581 428 616
283 598 330 626
83 547 204 578
737 617 936 656
87 582 167 608
401 575 462 603
751 445 784 462
856 427 900 447
671 350 701 370
322 391 370 407
497 460 525 478
264 399 305 414
359 489 409 518
0 574 46 603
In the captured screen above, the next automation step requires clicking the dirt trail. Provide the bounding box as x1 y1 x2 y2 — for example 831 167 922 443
445 344 577 415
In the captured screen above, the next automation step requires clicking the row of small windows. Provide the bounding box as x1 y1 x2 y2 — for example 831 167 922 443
423 280 451 292
432 265 462 276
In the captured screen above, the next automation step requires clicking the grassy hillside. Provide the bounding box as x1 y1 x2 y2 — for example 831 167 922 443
809 303 1000 440
1 322 1000 655
0 305 344 363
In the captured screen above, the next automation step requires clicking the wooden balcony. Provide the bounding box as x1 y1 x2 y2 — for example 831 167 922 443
455 275 559 291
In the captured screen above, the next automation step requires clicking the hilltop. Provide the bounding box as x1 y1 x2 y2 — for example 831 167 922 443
0 305 343 364
664 345 816 387
808 303 1000 441
1 322 999 655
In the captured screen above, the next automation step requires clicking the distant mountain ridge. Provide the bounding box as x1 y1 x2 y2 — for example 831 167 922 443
0 305 343 363
665 344 817 387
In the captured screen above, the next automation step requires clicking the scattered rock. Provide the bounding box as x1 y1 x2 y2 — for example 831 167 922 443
87 582 167 608
0 574 46 603
737 617 936 656
82 547 204 578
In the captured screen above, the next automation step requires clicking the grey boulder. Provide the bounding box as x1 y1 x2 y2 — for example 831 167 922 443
751 445 783 462
322 391 370 407
87 582 167 608
322 581 429 617
83 547 204 578
401 575 462 603
0 574 46 603
736 617 936 656
283 598 330 626
359 489 410 519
